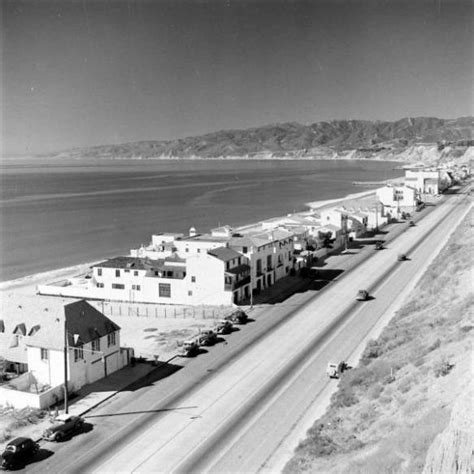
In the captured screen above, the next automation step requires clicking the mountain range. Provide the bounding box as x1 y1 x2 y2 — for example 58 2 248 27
52 116 473 163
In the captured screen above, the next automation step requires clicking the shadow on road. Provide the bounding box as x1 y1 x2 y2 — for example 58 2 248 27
84 406 197 419
123 362 183 391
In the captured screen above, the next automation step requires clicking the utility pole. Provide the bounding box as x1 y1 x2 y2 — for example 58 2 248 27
250 256 254 309
64 316 69 414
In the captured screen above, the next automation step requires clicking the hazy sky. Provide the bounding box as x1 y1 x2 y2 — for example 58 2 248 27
2 0 472 155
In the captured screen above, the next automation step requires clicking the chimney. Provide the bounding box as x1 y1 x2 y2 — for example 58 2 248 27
189 226 197 237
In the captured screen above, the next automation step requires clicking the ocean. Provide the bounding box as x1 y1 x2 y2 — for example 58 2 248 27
0 158 403 281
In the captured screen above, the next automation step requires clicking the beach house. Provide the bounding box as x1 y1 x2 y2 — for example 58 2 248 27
0 296 130 409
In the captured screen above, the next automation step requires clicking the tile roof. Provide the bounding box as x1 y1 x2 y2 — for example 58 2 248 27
63 300 120 347
208 247 242 262
0 294 120 352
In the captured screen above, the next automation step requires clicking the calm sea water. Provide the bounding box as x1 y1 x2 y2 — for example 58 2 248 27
0 159 402 281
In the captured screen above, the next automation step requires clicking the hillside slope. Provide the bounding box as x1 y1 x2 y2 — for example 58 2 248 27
284 206 473 474
51 117 473 164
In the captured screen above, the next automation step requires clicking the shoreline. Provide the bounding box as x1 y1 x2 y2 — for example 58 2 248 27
0 179 401 293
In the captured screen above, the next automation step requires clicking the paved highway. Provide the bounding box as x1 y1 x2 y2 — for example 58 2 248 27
28 192 471 473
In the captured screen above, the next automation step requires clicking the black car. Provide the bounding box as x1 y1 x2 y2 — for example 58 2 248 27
1 437 39 470
43 414 85 442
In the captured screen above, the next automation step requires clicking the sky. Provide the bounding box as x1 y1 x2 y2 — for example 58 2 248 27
1 0 473 155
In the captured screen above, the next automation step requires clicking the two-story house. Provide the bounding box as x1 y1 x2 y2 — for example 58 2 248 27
0 296 129 409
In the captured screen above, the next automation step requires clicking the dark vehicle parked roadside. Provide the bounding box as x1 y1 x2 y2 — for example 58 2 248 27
196 329 218 346
214 319 233 335
356 289 370 301
42 414 84 442
1 437 39 470
408 221 416 227
375 241 384 250
225 309 248 324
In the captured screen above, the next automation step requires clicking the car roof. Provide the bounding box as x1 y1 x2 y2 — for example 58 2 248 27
55 414 73 421
7 437 32 446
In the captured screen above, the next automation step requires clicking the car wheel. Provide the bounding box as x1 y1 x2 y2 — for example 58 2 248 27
54 432 63 442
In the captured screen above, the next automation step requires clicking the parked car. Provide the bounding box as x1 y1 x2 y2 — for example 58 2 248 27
225 309 248 325
214 319 233 335
375 241 384 250
1 437 39 470
408 221 416 227
397 253 408 261
179 339 200 357
43 414 84 442
196 329 218 346
326 361 349 379
356 289 370 301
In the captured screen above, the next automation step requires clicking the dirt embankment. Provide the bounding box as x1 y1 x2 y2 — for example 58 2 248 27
285 207 473 474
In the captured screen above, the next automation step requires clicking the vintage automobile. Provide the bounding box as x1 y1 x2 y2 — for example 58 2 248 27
214 319 233 335
356 289 370 301
42 414 84 442
1 437 39 470
375 241 384 250
179 339 200 357
225 309 248 325
196 329 218 346
408 220 416 227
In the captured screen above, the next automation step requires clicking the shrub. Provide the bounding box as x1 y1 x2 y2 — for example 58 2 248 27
330 385 358 408
426 338 441 353
360 339 384 365
297 423 338 458
433 357 454 377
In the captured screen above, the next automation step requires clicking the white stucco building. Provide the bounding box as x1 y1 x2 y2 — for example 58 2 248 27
376 184 419 216
0 296 129 409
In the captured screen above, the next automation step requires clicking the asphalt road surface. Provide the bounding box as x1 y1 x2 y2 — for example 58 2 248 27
25 192 471 474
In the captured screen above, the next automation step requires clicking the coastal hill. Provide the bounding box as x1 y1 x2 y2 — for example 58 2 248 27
52 116 473 163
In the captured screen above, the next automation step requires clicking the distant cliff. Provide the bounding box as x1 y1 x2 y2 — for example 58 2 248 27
51 116 473 164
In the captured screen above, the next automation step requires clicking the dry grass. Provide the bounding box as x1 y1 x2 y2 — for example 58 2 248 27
0 406 48 443
285 208 473 474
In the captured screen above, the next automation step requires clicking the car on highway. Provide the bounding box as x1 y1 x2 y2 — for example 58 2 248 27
397 253 408 261
408 220 416 227
1 437 39 470
43 414 85 442
196 329 218 346
356 289 370 301
214 319 233 335
375 241 384 250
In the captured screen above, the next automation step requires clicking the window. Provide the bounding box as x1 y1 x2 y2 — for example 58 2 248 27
91 339 101 353
191 276 196 283
115 269 120 277
132 284 141 291
97 282 104 288
159 283 171 298
107 332 116 347
74 346 84 361
112 283 125 290
243 246 248 253
134 271 139 276
185 248 189 252
124 269 130 273
197 248 201 253
97 268 102 276
40 348 48 361
188 290 193 296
